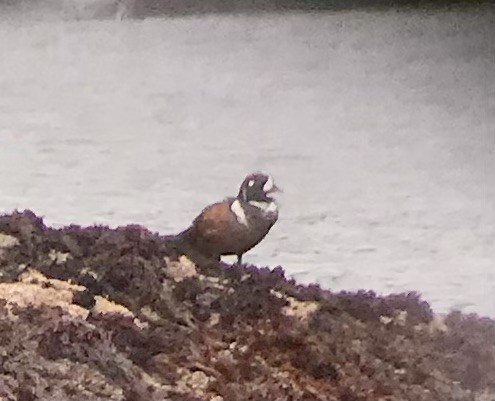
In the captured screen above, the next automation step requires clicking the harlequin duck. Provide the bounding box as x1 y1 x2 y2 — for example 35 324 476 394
175 172 280 265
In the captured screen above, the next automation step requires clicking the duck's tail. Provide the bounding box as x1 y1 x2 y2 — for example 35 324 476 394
162 226 194 254
162 227 219 268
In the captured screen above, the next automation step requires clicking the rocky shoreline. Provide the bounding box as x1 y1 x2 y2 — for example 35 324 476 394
0 210 494 400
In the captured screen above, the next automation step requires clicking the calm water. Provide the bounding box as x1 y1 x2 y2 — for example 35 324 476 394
0 6 494 316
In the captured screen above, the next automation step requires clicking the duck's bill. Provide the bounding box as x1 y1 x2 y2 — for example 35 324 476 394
267 184 282 194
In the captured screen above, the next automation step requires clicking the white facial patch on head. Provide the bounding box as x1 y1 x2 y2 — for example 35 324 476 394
231 200 249 227
248 180 254 187
263 176 274 193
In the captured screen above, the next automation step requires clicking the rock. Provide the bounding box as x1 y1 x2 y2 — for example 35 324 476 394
0 233 20 248
0 210 493 401
165 255 198 282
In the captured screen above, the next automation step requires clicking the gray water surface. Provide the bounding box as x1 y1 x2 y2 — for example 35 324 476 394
1 8 494 316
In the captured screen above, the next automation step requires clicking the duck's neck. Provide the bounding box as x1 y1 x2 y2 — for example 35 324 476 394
248 200 278 213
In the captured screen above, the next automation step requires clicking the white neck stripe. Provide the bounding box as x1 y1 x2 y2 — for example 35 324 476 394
231 200 249 226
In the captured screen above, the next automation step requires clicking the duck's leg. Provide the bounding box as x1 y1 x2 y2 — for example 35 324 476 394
236 254 243 265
